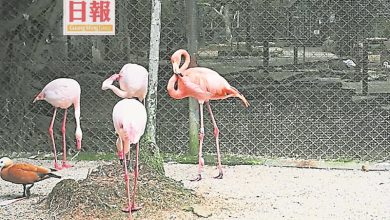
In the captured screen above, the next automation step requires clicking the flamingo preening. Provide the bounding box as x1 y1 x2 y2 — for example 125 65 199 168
102 63 149 170
167 49 250 181
112 99 147 218
33 78 82 170
102 64 149 103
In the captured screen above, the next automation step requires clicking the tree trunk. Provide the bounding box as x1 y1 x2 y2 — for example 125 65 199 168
142 0 164 174
185 0 200 155
222 5 232 45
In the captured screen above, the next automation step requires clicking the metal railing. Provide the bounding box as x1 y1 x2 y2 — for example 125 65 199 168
0 0 389 160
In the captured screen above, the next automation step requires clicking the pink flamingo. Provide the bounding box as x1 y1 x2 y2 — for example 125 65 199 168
102 63 148 168
33 78 82 170
167 49 250 181
112 99 147 218
102 64 149 103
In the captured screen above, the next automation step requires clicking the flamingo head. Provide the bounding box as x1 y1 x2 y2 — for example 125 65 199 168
33 92 45 103
115 138 124 159
75 128 82 151
171 55 181 75
170 51 185 77
0 157 12 168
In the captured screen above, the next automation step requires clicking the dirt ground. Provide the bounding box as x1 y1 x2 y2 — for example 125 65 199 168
164 163 390 220
0 159 389 220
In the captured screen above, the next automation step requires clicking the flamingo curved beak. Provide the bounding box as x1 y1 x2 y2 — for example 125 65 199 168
172 62 183 77
117 150 124 160
33 92 44 103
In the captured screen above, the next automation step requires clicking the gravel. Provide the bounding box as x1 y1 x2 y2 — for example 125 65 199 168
164 163 390 220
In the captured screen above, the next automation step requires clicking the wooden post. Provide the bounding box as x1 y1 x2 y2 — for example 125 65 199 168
294 45 298 66
185 0 200 156
263 40 269 68
362 40 368 95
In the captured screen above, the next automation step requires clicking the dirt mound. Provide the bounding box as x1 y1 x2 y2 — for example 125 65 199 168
46 162 201 219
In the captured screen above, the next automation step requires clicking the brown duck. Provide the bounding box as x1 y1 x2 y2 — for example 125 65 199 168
0 157 61 198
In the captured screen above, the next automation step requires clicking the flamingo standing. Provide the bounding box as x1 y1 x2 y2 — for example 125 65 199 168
0 157 61 198
112 99 147 218
167 49 250 181
102 63 149 103
102 63 148 169
33 78 82 170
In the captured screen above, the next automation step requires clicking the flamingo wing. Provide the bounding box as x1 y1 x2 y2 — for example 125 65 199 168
44 83 74 100
184 67 231 96
179 75 213 97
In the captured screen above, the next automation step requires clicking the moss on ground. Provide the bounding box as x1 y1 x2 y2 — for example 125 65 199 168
46 163 201 219
163 153 267 166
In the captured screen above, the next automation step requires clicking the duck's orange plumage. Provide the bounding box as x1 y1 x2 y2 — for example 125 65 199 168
0 157 61 198
167 49 249 181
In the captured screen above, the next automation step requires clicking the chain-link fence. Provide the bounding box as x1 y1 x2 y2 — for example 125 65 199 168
1 0 389 160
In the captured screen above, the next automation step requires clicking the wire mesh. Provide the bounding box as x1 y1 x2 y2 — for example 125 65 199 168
0 0 389 160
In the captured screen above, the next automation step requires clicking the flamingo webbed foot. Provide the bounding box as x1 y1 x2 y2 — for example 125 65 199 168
61 162 73 169
54 163 63 171
190 174 202 182
214 171 223 179
122 204 143 213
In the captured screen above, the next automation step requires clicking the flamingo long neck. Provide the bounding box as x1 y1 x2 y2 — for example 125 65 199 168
108 85 127 98
74 99 82 137
167 75 185 99
179 49 191 73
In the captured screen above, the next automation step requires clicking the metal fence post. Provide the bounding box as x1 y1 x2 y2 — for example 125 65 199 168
185 0 200 155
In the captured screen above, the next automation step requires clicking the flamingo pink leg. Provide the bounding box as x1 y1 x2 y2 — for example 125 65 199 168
127 147 132 172
48 108 61 170
61 109 72 168
191 103 205 181
122 155 133 219
131 143 142 210
123 143 142 213
206 102 223 179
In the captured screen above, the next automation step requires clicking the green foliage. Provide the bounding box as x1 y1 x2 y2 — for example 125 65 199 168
140 134 165 175
74 152 116 161
381 20 390 38
163 153 266 165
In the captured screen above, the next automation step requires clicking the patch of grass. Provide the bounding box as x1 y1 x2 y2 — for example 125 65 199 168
163 153 266 166
323 158 363 168
326 158 358 163
46 163 200 219
74 152 116 161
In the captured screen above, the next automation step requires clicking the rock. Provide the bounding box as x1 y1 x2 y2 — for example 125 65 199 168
362 163 369 172
182 206 193 212
192 204 212 218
